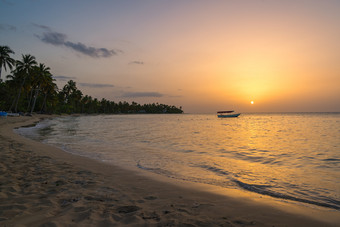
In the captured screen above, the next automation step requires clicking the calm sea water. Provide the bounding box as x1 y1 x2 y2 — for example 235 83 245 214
16 113 340 210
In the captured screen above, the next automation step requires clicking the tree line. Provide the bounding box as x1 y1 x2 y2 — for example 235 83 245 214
0 45 183 114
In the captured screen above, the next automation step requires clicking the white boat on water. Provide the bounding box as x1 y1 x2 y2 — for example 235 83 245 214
217 110 240 118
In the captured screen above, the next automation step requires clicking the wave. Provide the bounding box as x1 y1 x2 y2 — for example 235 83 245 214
232 179 340 210
198 164 230 176
136 161 173 176
198 164 340 210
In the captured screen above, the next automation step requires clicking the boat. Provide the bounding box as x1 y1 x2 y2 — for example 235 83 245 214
7 113 20 117
0 112 21 117
0 111 7 118
217 110 240 118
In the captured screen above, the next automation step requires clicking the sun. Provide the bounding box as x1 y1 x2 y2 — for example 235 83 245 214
250 101 254 105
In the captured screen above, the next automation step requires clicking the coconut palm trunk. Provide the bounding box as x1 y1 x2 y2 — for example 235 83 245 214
9 95 17 112
40 93 48 113
30 85 40 114
14 78 26 113
26 86 34 112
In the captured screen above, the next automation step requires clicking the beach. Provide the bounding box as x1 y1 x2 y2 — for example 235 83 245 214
1 115 339 226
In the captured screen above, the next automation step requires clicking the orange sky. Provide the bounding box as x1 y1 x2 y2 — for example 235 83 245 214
1 0 340 113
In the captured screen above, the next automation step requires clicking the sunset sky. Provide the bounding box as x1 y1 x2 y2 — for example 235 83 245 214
1 0 340 113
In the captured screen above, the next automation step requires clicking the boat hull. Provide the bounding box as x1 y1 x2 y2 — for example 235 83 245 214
217 113 240 118
0 111 7 117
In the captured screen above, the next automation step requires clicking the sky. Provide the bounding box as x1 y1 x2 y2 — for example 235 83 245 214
1 0 340 113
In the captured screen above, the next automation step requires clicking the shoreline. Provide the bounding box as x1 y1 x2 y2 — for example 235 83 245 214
1 115 339 226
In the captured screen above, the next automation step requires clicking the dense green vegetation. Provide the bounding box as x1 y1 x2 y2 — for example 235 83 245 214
0 45 183 114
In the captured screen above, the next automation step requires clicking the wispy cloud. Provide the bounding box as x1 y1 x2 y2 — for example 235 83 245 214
32 23 51 31
121 92 164 98
0 23 16 31
34 24 122 58
64 41 118 58
79 82 114 88
54 75 77 81
129 61 144 65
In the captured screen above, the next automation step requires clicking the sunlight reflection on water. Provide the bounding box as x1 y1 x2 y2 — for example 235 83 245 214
17 113 340 210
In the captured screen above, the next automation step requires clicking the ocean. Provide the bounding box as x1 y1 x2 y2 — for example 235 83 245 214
16 113 340 211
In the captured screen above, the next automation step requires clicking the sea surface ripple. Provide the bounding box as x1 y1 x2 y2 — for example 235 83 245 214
16 113 340 210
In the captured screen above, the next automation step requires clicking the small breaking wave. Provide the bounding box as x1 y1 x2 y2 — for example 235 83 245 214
198 164 230 176
136 161 173 176
232 179 340 210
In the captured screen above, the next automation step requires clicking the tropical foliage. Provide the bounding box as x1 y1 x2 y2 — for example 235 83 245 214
0 46 16 81
0 45 183 114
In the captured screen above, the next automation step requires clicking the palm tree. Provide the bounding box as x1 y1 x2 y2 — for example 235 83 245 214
40 78 57 113
14 54 37 112
30 63 52 113
0 46 16 82
60 80 83 113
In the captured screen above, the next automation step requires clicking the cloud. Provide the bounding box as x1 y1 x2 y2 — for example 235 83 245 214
79 82 114 88
54 76 114 88
39 31 67 46
34 24 121 58
0 24 16 31
54 75 77 81
121 92 164 98
129 61 144 65
32 23 51 31
64 41 118 58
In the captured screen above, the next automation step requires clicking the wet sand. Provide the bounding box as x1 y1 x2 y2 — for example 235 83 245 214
0 115 339 226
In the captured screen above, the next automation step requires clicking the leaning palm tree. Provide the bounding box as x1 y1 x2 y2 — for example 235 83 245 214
0 45 16 82
14 54 37 112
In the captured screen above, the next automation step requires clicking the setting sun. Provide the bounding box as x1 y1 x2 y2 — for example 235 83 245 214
251 101 254 105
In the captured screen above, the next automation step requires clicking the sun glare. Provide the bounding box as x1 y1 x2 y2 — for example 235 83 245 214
250 101 254 105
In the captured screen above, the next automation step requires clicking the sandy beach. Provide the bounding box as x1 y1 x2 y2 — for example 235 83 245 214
1 115 339 226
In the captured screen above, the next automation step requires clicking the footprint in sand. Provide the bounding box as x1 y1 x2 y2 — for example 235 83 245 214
116 205 141 214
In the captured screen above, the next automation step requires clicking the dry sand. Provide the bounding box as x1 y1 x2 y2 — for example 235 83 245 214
0 115 339 227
